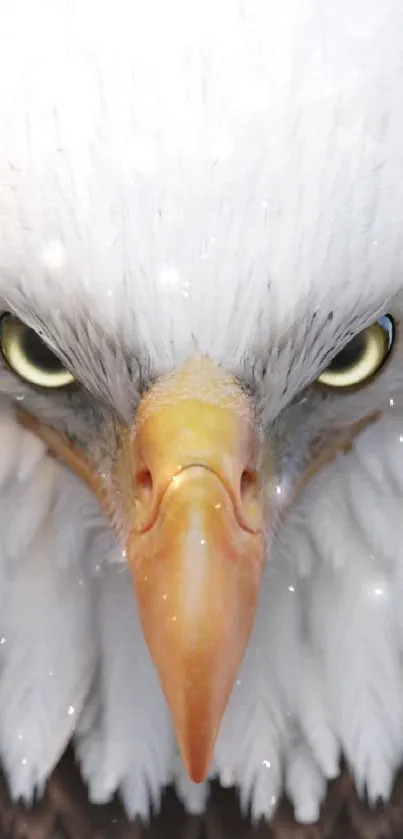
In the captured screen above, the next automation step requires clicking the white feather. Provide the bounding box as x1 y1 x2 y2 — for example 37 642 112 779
174 758 209 815
303 417 403 803
0 455 57 561
17 431 48 483
75 564 175 820
74 682 103 793
214 560 299 821
297 644 340 781
0 403 25 489
0 408 97 799
285 740 326 824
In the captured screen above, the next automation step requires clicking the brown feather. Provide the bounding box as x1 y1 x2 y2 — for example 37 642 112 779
0 750 402 839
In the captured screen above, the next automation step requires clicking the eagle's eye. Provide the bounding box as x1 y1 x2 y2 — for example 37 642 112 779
0 314 75 389
317 315 395 389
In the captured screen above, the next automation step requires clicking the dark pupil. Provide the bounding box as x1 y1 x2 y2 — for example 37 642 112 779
327 332 366 373
22 328 63 372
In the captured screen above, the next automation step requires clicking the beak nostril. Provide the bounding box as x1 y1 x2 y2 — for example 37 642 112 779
136 468 154 504
240 469 258 506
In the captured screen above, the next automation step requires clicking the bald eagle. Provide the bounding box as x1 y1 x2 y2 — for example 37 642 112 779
0 0 403 835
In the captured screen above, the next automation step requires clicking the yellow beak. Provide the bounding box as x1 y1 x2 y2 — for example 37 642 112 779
120 356 268 781
17 355 269 782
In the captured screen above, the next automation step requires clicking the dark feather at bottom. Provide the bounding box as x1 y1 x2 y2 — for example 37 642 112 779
0 750 403 839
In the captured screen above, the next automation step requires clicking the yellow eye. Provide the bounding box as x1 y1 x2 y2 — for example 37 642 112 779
0 314 75 389
317 315 395 389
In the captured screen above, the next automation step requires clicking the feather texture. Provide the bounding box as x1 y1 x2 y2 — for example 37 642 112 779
214 561 299 821
75 564 175 820
284 739 327 824
0 403 97 799
303 415 403 803
296 643 340 782
3 399 403 826
0 0 403 823
2 0 403 386
3 399 403 820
